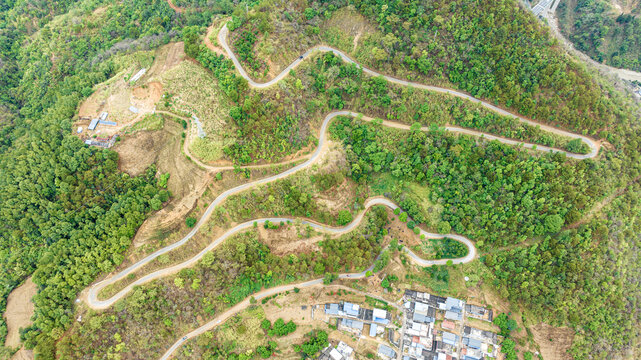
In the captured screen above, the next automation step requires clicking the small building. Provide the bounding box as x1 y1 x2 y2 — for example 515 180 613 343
442 320 456 330
343 302 360 317
340 318 364 332
325 303 339 315
369 323 378 337
88 118 99 130
99 112 108 121
373 308 389 325
377 344 397 359
336 342 353 358
445 310 462 321
329 348 343 360
77 127 83 134
130 68 147 83
129 106 139 114
442 332 459 346
445 297 464 311
463 337 482 350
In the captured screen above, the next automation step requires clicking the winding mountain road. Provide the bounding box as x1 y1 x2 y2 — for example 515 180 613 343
87 21 600 310
531 0 641 83
159 283 403 360
83 18 605 359
218 24 599 159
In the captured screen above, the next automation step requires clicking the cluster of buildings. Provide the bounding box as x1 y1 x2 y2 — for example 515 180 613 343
87 112 116 131
401 290 501 360
324 301 392 339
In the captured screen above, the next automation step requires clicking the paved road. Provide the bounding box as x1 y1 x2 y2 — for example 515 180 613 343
87 195 475 309
218 24 599 159
159 282 402 360
87 22 600 309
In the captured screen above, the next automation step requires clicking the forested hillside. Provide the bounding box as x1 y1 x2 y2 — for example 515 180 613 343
1 0 640 359
227 0 632 136
0 0 226 357
558 0 641 72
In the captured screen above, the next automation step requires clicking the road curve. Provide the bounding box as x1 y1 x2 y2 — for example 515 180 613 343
159 283 402 360
218 24 599 159
155 110 309 171
535 0 641 83
88 104 585 310
87 196 476 309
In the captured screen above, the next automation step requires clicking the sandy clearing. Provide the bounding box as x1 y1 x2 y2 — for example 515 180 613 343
112 121 209 248
10 348 34 360
531 323 574 360
4 278 36 348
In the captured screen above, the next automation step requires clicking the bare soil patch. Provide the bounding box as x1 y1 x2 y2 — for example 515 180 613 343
257 225 323 256
10 348 33 360
113 121 209 247
75 42 184 139
4 278 36 348
531 323 574 360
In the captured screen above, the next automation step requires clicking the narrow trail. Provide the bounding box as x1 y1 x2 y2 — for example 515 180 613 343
166 0 183 13
156 110 307 171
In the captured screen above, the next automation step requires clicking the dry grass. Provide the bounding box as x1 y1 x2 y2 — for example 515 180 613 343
152 60 235 163
4 278 36 348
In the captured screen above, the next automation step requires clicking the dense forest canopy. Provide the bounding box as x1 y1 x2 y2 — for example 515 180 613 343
558 0 641 72
0 0 231 357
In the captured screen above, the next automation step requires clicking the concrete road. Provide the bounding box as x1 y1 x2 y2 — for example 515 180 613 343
218 25 599 160
87 196 476 309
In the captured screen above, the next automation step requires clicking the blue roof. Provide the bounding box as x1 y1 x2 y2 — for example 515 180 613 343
378 344 396 358
344 302 360 316
443 331 458 346
370 323 377 337
446 297 463 311
325 303 339 315
342 319 363 330
445 310 462 321
464 337 482 349
413 312 435 324
88 118 99 130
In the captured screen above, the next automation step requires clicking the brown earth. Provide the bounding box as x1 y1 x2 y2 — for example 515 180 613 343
75 42 184 138
112 120 209 247
167 0 184 13
4 278 36 348
531 323 574 360
257 225 323 256
10 348 34 360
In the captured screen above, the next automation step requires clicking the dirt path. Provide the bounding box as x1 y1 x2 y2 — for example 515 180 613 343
4 278 36 348
166 0 183 13
203 22 226 56
567 174 641 229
